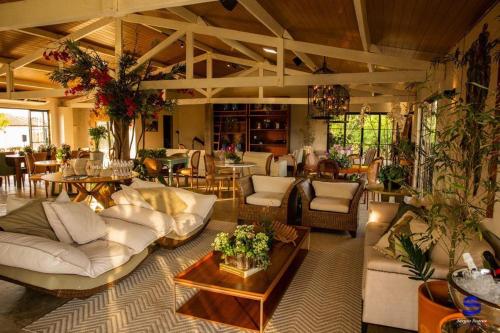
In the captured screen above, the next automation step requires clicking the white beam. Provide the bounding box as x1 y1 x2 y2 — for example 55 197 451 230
132 30 185 72
211 66 259 96
211 53 308 76
352 84 410 96
5 65 13 99
258 65 264 98
353 0 373 72
140 70 426 90
238 0 317 71
206 55 213 97
168 7 265 62
0 0 217 31
141 23 214 53
0 18 113 76
0 77 57 90
124 14 431 70
276 38 284 87
0 88 71 99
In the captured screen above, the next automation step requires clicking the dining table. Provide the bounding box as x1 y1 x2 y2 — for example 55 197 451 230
34 159 62 171
339 165 369 174
41 172 137 208
5 154 25 189
215 162 256 200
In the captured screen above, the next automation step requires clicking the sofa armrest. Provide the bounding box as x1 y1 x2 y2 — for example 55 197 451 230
238 176 255 202
368 202 400 224
298 179 314 210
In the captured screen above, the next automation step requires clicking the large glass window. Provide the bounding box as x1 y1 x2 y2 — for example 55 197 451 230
327 113 394 160
0 108 50 150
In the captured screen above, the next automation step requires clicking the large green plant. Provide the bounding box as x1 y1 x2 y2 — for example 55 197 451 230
88 126 107 152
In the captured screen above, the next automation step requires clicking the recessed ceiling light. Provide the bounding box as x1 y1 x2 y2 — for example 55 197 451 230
263 47 277 54
226 63 231 68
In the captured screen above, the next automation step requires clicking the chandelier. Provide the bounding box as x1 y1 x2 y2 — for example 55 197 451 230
308 58 350 119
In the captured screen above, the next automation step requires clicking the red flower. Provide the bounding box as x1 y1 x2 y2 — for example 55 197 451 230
152 112 159 120
124 97 137 118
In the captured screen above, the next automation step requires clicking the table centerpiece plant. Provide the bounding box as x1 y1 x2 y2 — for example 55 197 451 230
378 164 409 191
328 144 352 169
56 144 71 162
224 144 241 164
88 125 107 162
212 225 270 271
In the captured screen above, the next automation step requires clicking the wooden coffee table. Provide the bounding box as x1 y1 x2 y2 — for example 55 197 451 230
173 226 310 332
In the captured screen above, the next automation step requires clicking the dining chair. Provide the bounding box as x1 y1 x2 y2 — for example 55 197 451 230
176 150 201 188
364 157 384 207
363 148 377 166
0 152 16 189
348 154 361 167
25 152 49 198
204 154 231 195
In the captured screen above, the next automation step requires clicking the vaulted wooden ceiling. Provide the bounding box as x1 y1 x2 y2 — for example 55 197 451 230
0 0 496 91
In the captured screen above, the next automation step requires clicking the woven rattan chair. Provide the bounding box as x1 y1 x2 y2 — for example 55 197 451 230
237 175 302 224
298 179 364 237
176 150 201 188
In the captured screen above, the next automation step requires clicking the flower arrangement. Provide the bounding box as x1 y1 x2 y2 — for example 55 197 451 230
88 126 107 152
328 144 352 169
56 144 71 162
212 225 270 270
45 40 184 159
223 144 241 163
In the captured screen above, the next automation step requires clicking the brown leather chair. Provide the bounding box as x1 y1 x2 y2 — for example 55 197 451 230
176 150 201 188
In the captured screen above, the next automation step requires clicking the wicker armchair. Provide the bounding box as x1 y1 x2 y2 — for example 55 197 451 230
298 179 364 237
237 175 302 224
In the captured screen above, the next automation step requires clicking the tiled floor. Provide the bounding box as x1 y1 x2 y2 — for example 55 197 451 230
0 177 413 333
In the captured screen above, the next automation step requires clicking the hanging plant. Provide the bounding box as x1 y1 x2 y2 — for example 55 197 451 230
45 40 186 160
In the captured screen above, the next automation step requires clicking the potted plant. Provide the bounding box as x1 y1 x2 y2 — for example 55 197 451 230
20 146 33 156
88 126 107 162
396 139 416 166
378 164 409 190
212 225 270 271
396 235 457 332
328 144 352 169
56 144 71 162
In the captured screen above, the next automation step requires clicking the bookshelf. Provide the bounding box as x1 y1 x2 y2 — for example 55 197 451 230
212 104 290 156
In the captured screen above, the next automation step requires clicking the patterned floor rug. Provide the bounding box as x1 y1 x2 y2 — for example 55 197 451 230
24 220 364 333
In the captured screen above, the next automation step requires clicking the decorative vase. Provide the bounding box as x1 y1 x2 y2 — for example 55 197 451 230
90 151 104 162
70 158 88 176
418 281 457 333
235 254 251 270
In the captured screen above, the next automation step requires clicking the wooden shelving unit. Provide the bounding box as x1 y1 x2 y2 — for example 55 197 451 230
212 104 290 156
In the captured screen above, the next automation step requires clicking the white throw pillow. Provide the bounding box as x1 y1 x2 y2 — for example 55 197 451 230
101 217 158 254
42 191 74 243
251 175 295 194
110 191 131 205
77 240 133 277
119 185 154 210
99 205 173 236
167 187 217 218
6 196 33 213
129 178 166 189
172 213 204 236
312 181 359 200
51 202 107 244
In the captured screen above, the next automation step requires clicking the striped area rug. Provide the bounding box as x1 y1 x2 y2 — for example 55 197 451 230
24 220 364 333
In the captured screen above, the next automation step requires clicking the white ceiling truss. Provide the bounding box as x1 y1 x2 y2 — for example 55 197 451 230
0 2 428 105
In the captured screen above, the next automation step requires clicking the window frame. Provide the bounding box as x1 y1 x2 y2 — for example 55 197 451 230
0 108 50 148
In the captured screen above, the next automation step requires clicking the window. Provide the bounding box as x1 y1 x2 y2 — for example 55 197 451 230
327 113 394 160
0 108 50 150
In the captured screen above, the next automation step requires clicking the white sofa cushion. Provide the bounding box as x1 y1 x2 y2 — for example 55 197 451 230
101 217 158 254
0 231 91 276
77 240 133 278
310 197 350 213
312 181 359 200
167 187 216 219
252 175 295 194
99 205 173 236
119 185 154 210
51 202 108 245
42 191 73 244
246 192 284 207
6 196 33 213
430 235 494 268
172 213 204 237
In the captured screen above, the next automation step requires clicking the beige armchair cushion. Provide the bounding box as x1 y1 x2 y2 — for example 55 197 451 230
310 197 350 213
312 181 359 200
246 192 284 207
252 175 295 194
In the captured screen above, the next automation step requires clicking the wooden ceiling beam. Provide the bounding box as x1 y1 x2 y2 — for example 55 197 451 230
141 24 214 53
0 0 217 31
211 66 259 96
0 18 113 76
0 57 55 72
168 7 265 62
123 14 431 70
238 0 318 72
0 77 58 90
351 84 410 96
210 53 308 76
131 30 185 72
353 0 373 72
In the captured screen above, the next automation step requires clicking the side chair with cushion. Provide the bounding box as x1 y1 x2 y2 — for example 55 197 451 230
298 179 364 237
363 157 384 207
176 150 201 188
204 154 231 194
237 175 302 224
